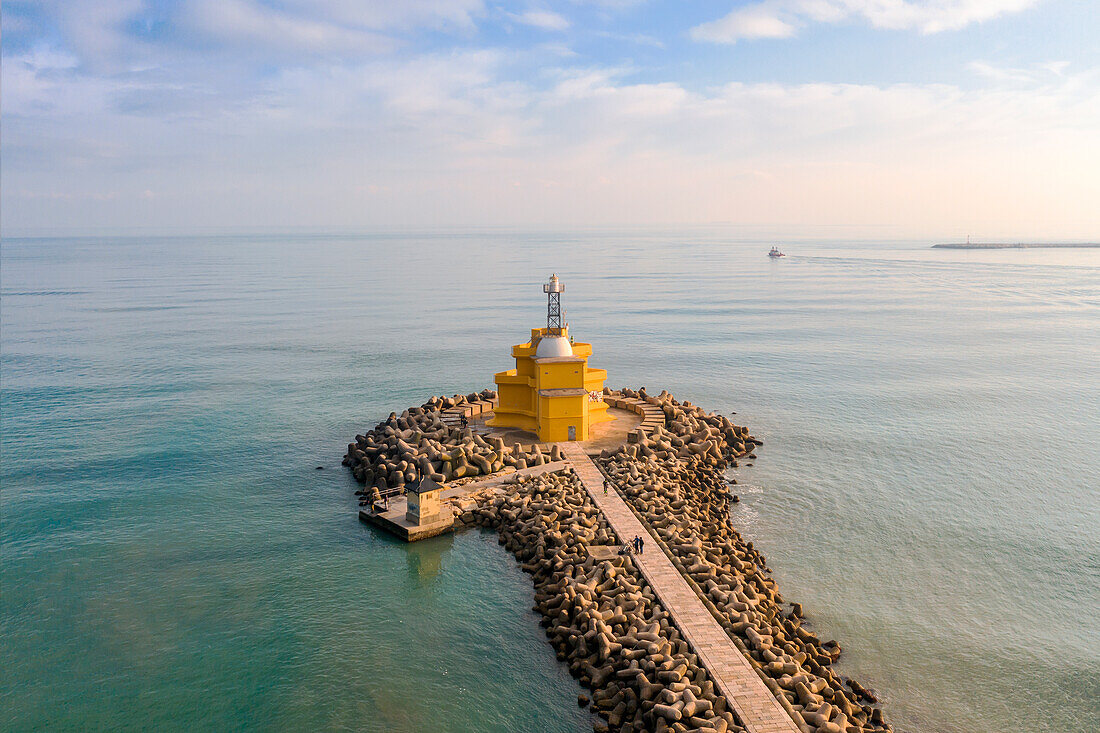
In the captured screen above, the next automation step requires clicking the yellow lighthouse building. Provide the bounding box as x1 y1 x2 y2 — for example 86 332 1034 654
488 275 611 442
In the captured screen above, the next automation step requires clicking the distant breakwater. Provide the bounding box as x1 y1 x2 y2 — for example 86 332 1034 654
932 242 1099 249
344 389 892 733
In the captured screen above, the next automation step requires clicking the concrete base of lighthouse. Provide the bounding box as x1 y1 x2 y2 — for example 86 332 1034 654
473 406 643 455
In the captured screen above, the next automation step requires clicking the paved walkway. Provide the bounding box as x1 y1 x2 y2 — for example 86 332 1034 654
558 442 800 733
442 460 571 500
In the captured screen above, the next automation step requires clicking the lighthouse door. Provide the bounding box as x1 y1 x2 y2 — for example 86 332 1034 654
568 425 576 441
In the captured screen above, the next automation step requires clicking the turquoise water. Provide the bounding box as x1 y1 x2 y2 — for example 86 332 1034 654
2 232 1098 732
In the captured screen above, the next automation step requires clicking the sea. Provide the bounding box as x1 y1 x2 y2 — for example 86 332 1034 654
2 231 1098 732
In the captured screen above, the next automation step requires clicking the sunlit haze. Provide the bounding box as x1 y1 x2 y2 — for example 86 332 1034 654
3 1 1098 239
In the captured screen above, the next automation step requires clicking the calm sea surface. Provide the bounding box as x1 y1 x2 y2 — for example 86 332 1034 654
2 232 1098 732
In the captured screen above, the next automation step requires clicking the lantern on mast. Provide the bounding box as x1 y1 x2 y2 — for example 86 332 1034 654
543 274 564 335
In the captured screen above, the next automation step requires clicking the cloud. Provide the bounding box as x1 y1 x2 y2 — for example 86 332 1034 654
15 45 80 72
510 10 571 31
38 0 146 70
691 5 797 42
969 59 1078 85
1040 60 1070 77
692 0 1040 43
593 30 666 48
6 36 1097 237
180 0 397 55
276 0 484 32
969 60 1038 83
17 0 486 71
538 42 580 57
3 0 1097 238
2 46 105 117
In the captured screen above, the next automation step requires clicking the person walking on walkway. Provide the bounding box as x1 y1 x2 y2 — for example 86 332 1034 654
637 535 645 555
603 479 609 495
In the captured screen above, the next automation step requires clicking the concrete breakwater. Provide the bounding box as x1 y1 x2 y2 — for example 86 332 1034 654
344 388 891 733
461 468 747 733
596 392 890 733
342 388 565 504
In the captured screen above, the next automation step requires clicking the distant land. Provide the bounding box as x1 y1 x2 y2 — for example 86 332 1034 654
933 242 1100 249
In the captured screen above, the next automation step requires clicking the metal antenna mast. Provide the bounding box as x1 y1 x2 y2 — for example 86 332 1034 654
543 274 564 335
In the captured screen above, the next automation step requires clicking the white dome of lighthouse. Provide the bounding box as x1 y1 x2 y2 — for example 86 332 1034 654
535 336 573 358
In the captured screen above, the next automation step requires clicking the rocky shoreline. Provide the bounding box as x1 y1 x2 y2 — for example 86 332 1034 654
344 388 891 733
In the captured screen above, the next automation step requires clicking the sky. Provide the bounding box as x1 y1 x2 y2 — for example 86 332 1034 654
3 0 1099 239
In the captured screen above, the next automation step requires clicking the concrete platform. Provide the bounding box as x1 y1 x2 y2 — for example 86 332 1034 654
444 460 571 497
359 496 455 541
587 544 629 565
361 461 573 542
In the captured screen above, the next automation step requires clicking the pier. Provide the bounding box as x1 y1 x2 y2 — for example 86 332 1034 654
345 274 888 733
358 402 803 731
560 442 801 733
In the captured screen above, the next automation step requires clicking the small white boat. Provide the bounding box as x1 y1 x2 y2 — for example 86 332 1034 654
768 247 786 258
